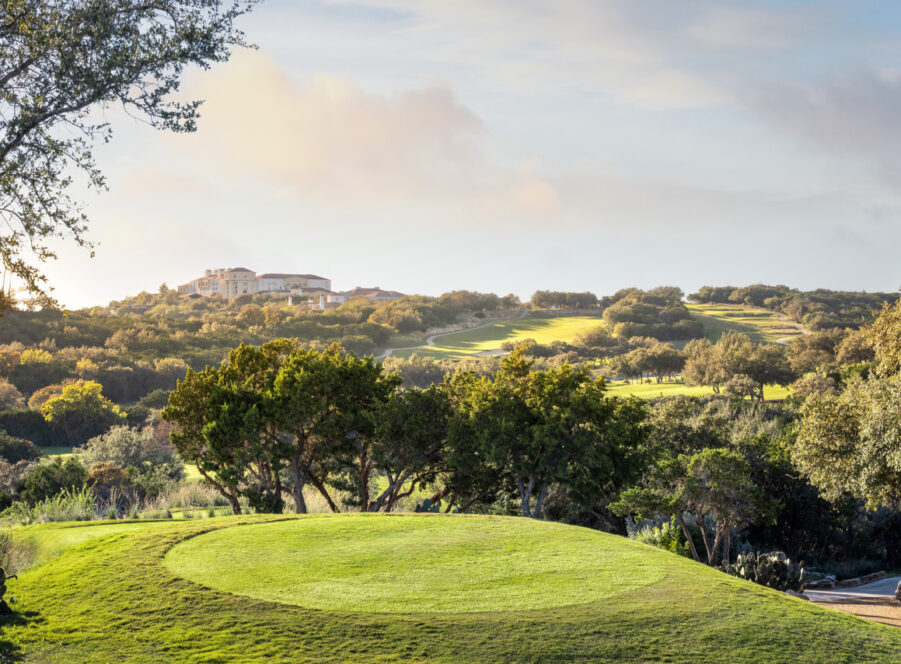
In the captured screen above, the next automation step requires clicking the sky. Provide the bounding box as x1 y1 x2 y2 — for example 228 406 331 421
39 0 901 308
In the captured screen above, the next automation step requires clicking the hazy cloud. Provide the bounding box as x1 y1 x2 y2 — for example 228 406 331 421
178 50 560 218
753 69 901 182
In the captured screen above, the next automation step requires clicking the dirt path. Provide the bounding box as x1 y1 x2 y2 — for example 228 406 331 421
807 576 901 628
373 310 528 360
774 312 811 345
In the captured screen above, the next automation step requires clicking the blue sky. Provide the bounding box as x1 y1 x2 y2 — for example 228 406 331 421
43 1 901 307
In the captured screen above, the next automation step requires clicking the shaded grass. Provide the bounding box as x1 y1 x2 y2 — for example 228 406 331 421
3 514 901 663
687 303 806 344
393 313 607 360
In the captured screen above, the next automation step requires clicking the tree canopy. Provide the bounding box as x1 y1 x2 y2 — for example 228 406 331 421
0 0 257 301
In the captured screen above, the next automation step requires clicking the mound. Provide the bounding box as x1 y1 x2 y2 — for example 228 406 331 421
5 514 901 663
163 514 665 612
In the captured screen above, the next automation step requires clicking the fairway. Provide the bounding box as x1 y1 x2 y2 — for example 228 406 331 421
391 312 606 360
164 515 665 613
606 380 792 400
6 514 901 662
687 303 807 344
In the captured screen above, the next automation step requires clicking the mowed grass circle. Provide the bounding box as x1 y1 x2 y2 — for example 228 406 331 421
163 514 666 613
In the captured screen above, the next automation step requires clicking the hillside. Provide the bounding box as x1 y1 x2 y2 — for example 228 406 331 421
5 514 901 663
387 312 607 360
686 303 808 344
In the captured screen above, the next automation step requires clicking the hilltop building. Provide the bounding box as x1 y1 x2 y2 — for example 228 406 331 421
177 268 331 299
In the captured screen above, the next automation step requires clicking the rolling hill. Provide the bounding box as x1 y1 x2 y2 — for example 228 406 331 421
4 514 900 663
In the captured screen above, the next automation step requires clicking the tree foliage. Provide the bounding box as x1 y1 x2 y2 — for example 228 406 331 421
0 0 257 300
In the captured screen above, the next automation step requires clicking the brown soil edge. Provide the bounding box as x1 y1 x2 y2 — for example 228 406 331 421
811 597 901 629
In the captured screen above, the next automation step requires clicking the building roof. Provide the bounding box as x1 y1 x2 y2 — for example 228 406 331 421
341 287 405 298
225 267 254 273
257 273 328 280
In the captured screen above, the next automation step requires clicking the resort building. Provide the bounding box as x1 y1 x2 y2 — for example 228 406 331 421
177 268 332 299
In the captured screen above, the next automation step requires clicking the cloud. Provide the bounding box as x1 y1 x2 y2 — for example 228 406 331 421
317 0 807 109
753 69 901 176
178 50 559 218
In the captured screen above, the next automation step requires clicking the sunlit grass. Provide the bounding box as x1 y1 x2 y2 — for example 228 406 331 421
686 303 806 344
392 313 607 360
606 380 791 401
5 514 901 663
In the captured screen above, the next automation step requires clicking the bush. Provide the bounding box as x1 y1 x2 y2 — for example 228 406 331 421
78 426 185 498
633 519 690 558
0 380 25 411
19 457 87 504
0 527 33 575
724 551 805 591
0 432 41 463
0 409 58 446
86 462 131 502
1 486 96 525
40 380 126 446
138 389 171 409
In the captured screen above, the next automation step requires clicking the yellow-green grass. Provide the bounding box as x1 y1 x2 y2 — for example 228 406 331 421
5 514 901 663
392 313 606 360
687 303 806 344
164 516 665 613
39 445 73 458
606 380 792 401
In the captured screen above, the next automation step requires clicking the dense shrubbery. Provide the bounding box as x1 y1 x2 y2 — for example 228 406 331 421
724 551 805 592
602 287 704 341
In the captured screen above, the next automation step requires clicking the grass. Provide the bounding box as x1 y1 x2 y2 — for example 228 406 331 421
392 312 607 360
4 514 901 662
38 446 73 458
606 380 792 401
687 303 806 344
164 516 664 613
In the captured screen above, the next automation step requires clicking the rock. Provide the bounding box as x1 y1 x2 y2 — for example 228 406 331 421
785 589 810 601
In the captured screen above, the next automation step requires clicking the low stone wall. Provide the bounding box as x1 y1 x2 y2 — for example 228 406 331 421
806 570 886 590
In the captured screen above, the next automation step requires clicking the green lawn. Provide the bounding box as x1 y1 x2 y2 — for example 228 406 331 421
4 514 901 662
392 313 607 360
687 303 807 344
606 380 792 401
38 446 73 458
165 515 665 613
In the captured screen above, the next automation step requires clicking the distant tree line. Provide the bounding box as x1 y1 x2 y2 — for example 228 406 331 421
689 284 899 330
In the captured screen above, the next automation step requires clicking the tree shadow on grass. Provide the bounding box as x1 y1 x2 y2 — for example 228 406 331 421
0 608 42 663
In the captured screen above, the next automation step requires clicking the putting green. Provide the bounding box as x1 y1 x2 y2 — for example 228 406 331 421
164 514 666 613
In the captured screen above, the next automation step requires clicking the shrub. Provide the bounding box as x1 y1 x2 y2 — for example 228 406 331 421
0 409 57 446
0 380 24 411
0 528 33 575
1 486 96 525
87 463 131 502
19 457 87 504
724 551 805 591
633 519 691 558
40 380 126 445
0 432 41 463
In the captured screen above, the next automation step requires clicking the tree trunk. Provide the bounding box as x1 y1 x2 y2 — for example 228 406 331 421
532 481 548 519
676 513 700 562
198 467 241 515
515 474 534 518
723 521 731 566
696 512 713 564
307 469 339 512
290 455 307 514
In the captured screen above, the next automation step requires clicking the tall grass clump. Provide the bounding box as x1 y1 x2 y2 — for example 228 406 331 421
1 486 97 525
0 528 33 575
